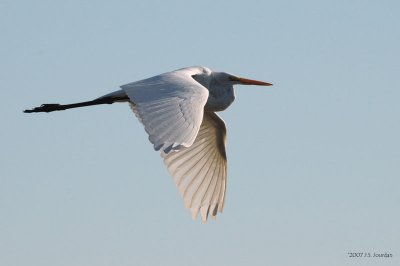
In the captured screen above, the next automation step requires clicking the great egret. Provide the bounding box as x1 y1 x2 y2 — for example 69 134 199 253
24 66 272 222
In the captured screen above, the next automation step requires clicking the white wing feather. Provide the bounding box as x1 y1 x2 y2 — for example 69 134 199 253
121 68 209 153
161 112 227 222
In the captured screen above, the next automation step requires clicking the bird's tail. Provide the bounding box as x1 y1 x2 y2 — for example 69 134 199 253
24 95 129 113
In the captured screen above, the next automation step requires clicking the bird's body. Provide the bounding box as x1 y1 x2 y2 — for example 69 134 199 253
25 66 272 222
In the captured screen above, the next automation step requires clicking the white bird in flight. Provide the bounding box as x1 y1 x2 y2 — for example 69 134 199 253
25 66 272 222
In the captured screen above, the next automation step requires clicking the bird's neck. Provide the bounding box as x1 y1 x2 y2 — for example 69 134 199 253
205 88 235 112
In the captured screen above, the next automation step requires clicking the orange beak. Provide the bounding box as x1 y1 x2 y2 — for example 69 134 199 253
238 77 272 86
230 75 273 86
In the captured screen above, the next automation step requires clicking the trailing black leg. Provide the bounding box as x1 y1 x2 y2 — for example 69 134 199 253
24 96 129 113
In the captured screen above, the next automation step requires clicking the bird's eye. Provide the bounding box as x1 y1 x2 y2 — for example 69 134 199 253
229 76 240 82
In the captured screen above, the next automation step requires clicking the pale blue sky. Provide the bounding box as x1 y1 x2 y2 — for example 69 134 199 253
1 1 399 265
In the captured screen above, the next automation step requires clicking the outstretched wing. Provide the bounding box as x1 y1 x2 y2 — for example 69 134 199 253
121 68 209 154
161 112 227 222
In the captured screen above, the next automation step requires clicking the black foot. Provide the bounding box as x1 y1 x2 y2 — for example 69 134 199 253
24 104 65 113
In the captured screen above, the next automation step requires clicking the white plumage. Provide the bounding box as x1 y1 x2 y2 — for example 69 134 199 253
24 66 272 222
122 67 209 153
161 111 227 221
